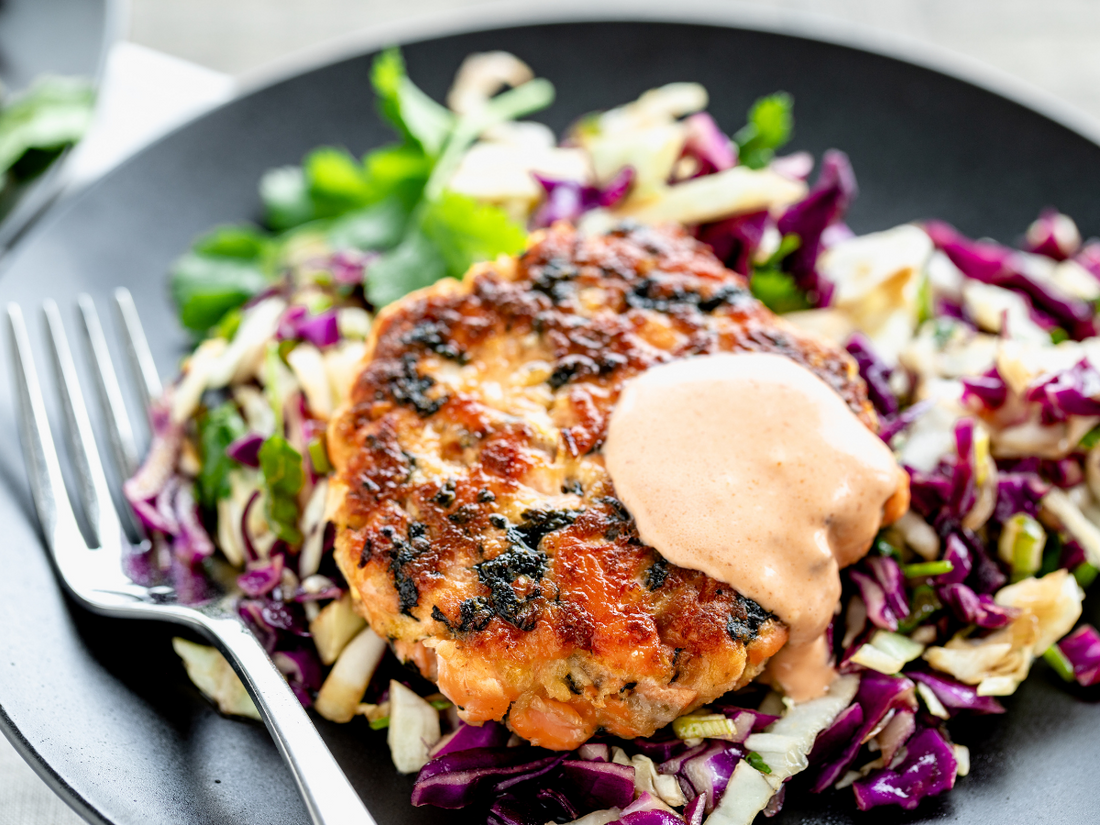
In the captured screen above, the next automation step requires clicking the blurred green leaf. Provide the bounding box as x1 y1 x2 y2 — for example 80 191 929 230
193 224 271 260
170 253 270 332
197 403 247 508
734 92 793 170
260 165 314 231
420 190 527 279
0 76 95 177
305 147 375 216
750 268 810 314
259 435 304 545
370 47 453 157
327 196 409 251
366 226 447 308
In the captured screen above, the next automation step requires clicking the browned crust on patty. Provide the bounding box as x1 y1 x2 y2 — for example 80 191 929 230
327 222 879 749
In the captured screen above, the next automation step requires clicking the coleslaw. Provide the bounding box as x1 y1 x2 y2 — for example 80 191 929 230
129 47 1100 823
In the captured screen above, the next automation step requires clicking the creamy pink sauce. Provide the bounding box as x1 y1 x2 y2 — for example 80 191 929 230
603 352 902 701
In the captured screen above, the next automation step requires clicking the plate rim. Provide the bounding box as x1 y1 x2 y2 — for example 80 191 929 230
238 0 1100 149
4 6 1100 824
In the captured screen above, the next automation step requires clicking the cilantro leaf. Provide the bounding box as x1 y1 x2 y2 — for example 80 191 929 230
734 92 793 170
258 435 305 545
260 143 430 233
750 269 810 314
420 191 527 278
366 226 447 308
305 147 376 216
371 47 454 157
193 224 272 260
197 403 247 508
366 192 527 307
327 196 410 251
170 253 270 332
170 225 274 332
0 76 95 177
361 143 431 209
260 166 314 231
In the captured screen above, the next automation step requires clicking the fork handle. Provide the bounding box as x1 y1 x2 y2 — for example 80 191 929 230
197 613 377 825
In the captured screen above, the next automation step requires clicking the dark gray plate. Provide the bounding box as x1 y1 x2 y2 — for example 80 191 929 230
1 11 1099 825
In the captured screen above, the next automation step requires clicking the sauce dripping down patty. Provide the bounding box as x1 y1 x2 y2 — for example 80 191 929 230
604 352 909 700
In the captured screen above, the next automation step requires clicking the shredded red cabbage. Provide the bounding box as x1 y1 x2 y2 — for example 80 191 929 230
809 673 917 792
412 748 565 809
846 333 898 416
1025 359 1100 422
934 533 972 585
960 368 1008 411
925 220 1097 340
1025 209 1079 261
679 112 735 177
696 210 770 276
938 582 1019 629
1077 241 1100 281
769 151 814 181
329 249 374 285
559 760 637 810
431 721 511 759
278 305 341 348
531 167 634 228
866 555 910 623
776 149 857 305
993 473 1050 522
850 567 903 631
673 741 743 813
878 398 934 444
908 671 1006 716
226 432 264 468
807 702 864 767
1057 625 1100 687
238 553 285 598
851 727 957 810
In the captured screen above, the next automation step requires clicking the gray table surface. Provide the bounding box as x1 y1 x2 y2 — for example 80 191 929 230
4 0 1100 822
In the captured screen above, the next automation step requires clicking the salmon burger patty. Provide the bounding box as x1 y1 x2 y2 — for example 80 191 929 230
327 221 889 750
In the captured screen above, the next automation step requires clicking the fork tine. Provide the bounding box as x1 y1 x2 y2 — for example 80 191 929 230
114 287 162 414
43 300 125 553
6 304 89 558
77 294 140 477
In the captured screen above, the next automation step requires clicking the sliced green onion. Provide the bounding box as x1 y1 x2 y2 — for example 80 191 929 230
1079 424 1100 450
307 433 333 475
902 560 954 579
998 513 1046 582
213 307 242 341
305 293 334 314
973 427 991 485
672 714 737 740
1038 531 1063 578
429 699 452 711
917 273 933 325
1043 645 1075 683
277 338 298 363
897 585 942 634
1075 562 1099 589
369 716 390 730
746 751 772 774
875 538 902 560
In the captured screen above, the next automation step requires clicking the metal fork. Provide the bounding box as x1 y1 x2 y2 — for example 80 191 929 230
6 290 375 825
